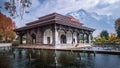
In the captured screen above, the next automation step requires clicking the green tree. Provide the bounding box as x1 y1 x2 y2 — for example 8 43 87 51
101 37 106 42
115 18 120 32
95 38 101 42
95 37 106 42
100 30 109 40
117 26 120 38
22 36 26 40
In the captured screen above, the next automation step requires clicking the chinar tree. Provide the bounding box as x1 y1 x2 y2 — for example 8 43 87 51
115 18 120 38
0 12 16 42
117 26 120 38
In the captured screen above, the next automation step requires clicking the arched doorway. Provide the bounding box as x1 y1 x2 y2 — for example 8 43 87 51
79 34 84 43
73 32 77 44
22 34 26 44
58 30 66 44
31 33 36 44
84 34 88 43
43 29 52 44
19 33 26 44
66 31 72 44
60 34 66 44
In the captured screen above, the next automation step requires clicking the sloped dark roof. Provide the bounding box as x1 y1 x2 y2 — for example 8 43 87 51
67 15 83 24
15 13 95 32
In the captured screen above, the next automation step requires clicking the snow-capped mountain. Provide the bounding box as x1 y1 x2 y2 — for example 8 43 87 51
67 9 115 37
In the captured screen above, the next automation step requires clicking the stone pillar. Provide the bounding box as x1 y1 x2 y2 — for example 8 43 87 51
86 34 89 43
35 28 43 45
19 35 22 44
72 32 73 44
36 28 40 44
52 29 55 46
39 29 43 45
84 34 87 44
36 32 39 44
78 33 81 43
89 34 92 44
26 31 31 44
55 27 59 45
65 31 67 44
36 28 43 45
26 32 28 44
77 33 79 43
83 34 84 44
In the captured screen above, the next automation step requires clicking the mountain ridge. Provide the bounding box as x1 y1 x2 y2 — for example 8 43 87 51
67 9 115 37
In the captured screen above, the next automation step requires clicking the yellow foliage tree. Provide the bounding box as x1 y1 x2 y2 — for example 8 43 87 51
109 33 117 41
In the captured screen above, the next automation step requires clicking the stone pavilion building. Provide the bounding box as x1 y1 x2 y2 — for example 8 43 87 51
15 13 95 47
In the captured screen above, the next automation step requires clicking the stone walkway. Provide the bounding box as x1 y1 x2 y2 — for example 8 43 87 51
17 45 120 55
17 45 91 50
0 43 12 47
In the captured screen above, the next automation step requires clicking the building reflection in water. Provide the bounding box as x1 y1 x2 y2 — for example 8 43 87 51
0 48 120 68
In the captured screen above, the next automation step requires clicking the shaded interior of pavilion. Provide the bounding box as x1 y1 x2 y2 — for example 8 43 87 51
19 28 92 46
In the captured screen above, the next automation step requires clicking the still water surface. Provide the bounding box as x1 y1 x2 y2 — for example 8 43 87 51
0 48 120 68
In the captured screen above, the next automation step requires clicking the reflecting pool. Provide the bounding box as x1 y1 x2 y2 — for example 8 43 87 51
0 48 120 68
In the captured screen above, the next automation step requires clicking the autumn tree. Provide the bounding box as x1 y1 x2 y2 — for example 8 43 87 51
7 30 16 41
109 33 117 41
100 30 109 40
0 12 16 42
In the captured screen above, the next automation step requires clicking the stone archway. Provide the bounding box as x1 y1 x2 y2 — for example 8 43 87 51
43 29 52 44
31 33 36 44
66 31 72 44
84 34 87 43
78 34 84 43
19 32 26 44
73 32 77 44
22 34 27 44
60 34 66 44
58 30 66 44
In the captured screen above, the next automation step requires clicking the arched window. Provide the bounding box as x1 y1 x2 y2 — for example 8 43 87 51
60 34 66 44
31 33 36 44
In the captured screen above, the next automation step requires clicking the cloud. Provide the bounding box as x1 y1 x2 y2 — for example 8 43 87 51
11 0 120 37
33 0 100 16
89 0 120 18
15 0 101 27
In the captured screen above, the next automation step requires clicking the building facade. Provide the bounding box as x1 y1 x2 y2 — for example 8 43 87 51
15 13 95 46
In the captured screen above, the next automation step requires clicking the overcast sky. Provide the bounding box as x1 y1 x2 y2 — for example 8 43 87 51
1 0 118 27
1 0 120 36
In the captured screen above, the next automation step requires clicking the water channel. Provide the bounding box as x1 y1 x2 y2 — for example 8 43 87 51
0 47 120 68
